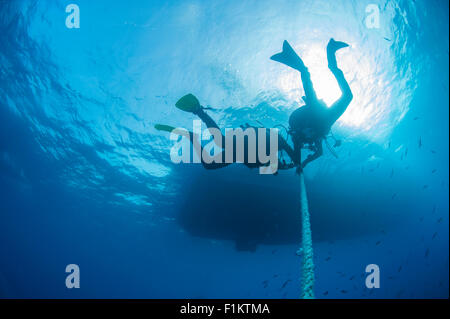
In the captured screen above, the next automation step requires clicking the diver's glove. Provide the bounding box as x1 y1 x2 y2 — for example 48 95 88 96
298 155 315 174
278 161 295 171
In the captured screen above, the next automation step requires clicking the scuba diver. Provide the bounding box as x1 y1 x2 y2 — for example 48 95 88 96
271 38 353 171
156 93 297 171
156 38 353 172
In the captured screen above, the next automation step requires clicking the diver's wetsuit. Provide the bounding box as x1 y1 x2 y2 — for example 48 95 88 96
188 109 297 170
288 39 353 169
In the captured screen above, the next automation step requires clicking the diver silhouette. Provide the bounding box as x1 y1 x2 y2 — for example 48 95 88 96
156 38 353 172
156 94 296 171
271 38 353 171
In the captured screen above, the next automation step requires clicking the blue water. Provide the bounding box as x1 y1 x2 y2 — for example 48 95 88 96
0 0 448 299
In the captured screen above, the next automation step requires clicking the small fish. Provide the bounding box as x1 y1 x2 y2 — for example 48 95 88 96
341 290 348 294
423 185 428 189
349 276 355 280
398 266 402 273
418 137 422 148
375 241 381 246
323 291 329 296
413 117 419 120
262 280 269 288
432 205 436 213
325 257 331 261
419 216 424 222
432 169 437 174
281 280 292 289
432 232 438 239
404 148 408 157
425 248 429 258
383 37 391 41
388 276 394 280
437 217 443 223
273 274 278 278
391 193 397 199
390 169 394 178
272 249 277 254
430 150 436 154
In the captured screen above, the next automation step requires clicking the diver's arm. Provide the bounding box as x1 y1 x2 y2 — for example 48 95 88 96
293 138 302 166
301 140 323 169
279 136 300 166
293 139 304 174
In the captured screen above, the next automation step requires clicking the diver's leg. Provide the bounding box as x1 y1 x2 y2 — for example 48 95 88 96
299 66 318 104
175 94 228 167
195 109 220 131
176 93 224 141
187 131 230 169
202 161 231 170
195 108 227 146
290 56 318 103
271 40 318 103
327 39 353 124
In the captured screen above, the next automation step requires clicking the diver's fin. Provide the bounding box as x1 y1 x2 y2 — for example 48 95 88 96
270 40 305 71
327 38 349 53
155 124 190 137
154 124 176 133
175 93 202 113
327 38 349 69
